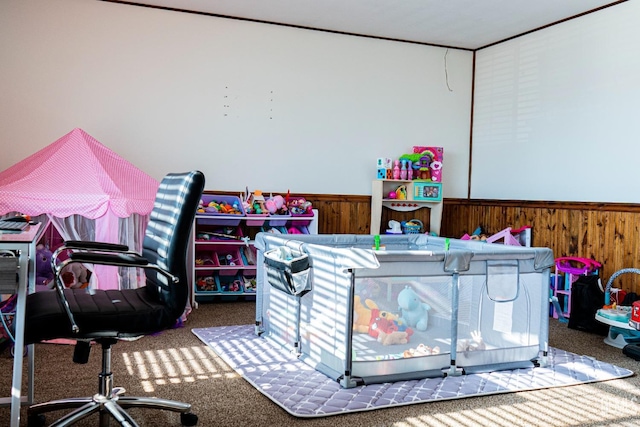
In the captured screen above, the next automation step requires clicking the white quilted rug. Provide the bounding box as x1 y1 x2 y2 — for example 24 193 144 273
192 325 634 418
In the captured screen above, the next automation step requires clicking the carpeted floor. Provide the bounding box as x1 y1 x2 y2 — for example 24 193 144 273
1 300 639 426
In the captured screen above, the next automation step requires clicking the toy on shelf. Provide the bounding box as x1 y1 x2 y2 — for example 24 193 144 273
244 189 267 215
393 160 400 179
401 219 423 234
286 195 313 215
376 147 443 182
265 194 288 215
399 146 444 182
386 220 402 234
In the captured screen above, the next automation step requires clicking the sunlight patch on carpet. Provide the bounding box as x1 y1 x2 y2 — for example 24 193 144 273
192 325 634 418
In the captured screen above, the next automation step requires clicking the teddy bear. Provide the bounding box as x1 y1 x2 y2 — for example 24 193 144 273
353 295 379 333
397 286 431 331
377 329 412 345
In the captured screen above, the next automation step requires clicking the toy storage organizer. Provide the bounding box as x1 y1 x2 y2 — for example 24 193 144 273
254 233 554 388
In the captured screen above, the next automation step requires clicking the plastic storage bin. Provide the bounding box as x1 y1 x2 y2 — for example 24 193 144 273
214 247 244 276
199 195 245 226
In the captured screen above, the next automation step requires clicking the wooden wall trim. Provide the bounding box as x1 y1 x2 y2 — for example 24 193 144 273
446 198 640 213
201 190 640 294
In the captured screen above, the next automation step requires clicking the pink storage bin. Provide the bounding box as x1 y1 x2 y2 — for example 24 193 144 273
246 213 268 226
215 247 244 276
287 195 313 226
195 251 219 268
196 226 244 242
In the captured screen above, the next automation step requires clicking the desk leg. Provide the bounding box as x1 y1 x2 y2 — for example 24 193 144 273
10 252 28 427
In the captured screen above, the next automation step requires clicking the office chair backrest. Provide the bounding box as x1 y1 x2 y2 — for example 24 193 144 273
142 171 205 319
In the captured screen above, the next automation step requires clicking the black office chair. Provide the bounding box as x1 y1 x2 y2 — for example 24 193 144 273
25 170 205 427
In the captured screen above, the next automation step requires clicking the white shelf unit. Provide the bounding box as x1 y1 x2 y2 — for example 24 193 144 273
370 179 443 236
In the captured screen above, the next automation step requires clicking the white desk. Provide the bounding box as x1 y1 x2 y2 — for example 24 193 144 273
0 220 48 427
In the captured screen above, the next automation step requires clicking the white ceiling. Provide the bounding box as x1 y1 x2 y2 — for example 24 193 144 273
110 0 625 50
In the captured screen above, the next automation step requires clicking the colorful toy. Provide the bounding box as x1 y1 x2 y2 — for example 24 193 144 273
403 343 441 357
246 189 267 214
265 195 288 215
395 185 407 200
400 146 444 182
287 197 313 215
377 329 411 345
353 295 379 333
35 244 54 287
53 262 89 289
397 286 431 331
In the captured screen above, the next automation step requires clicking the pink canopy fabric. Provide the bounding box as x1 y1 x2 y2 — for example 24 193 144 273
0 128 158 218
0 128 159 290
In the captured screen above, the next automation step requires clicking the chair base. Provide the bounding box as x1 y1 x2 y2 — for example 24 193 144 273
27 390 198 427
28 340 197 427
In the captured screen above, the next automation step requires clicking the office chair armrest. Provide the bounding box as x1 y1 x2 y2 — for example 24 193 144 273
52 247 179 335
68 252 149 267
60 240 130 252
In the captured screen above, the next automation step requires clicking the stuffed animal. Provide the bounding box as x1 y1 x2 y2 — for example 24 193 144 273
397 286 431 331
265 195 288 215
35 244 54 287
46 262 90 289
353 295 378 333
457 330 486 352
403 344 441 357
377 329 411 346
368 309 397 339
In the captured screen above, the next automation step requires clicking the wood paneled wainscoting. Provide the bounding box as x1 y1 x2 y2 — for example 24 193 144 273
441 199 640 296
309 194 640 295
215 192 640 295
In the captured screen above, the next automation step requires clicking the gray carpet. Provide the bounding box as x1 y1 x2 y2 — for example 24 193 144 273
193 324 633 418
1 301 639 426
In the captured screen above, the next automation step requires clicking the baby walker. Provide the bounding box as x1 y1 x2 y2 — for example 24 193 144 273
595 268 640 348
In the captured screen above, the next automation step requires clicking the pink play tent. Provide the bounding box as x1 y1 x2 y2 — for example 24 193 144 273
0 128 159 290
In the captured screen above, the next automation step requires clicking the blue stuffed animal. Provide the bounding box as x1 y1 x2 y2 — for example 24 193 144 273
397 286 431 331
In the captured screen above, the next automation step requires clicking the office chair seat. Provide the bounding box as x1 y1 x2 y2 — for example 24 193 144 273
24 170 205 427
26 287 176 343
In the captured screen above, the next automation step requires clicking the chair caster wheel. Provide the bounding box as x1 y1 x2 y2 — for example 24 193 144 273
181 412 198 426
27 414 46 427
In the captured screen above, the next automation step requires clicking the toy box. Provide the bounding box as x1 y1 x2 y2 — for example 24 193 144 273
254 233 553 388
198 195 245 226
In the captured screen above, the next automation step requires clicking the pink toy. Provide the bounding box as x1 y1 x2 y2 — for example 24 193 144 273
388 191 397 199
265 195 287 215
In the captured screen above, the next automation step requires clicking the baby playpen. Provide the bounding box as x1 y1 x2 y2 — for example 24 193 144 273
254 233 554 388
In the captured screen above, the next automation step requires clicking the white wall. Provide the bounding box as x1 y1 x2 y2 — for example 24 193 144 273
0 0 473 197
472 1 640 203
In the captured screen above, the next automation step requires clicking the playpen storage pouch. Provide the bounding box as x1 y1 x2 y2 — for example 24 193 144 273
263 245 311 296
